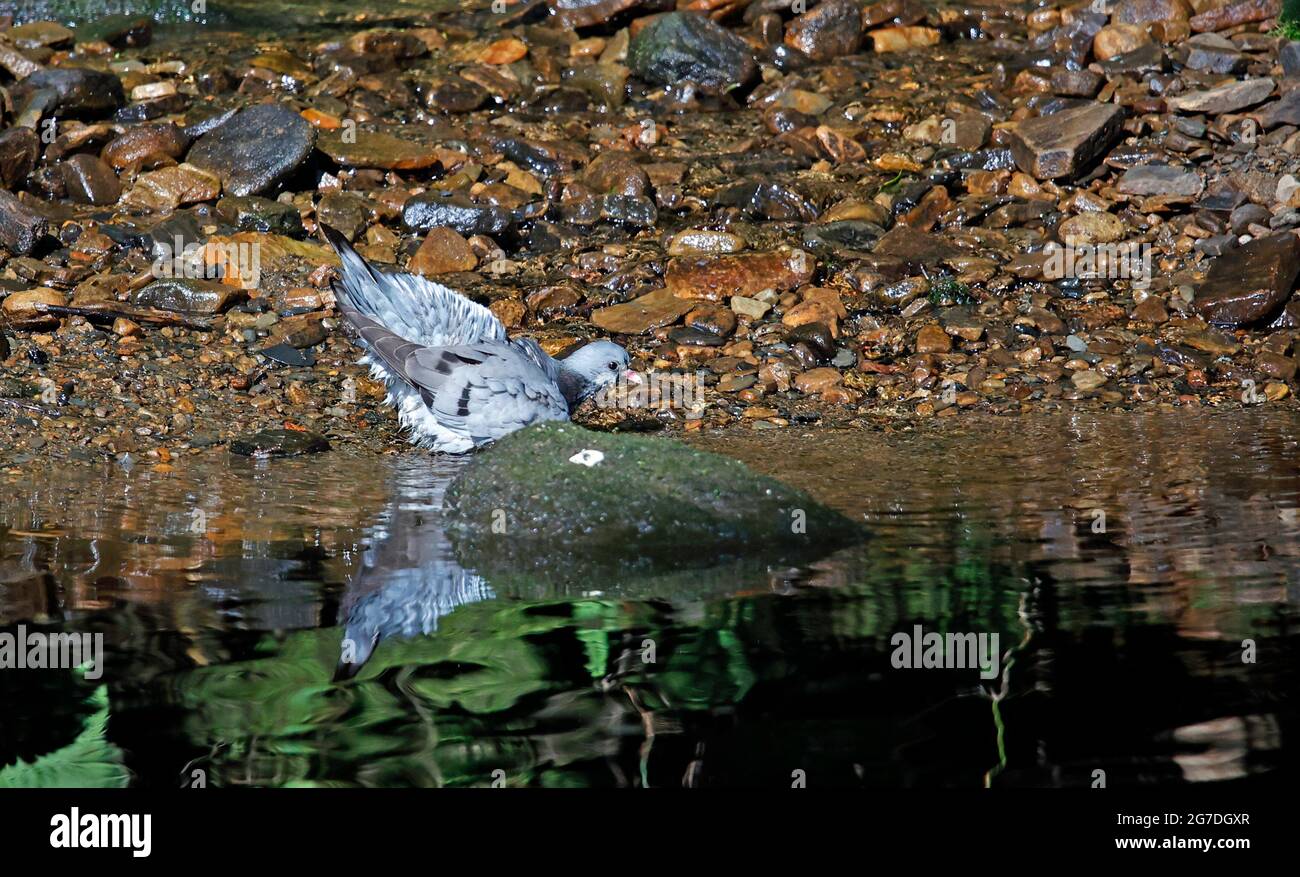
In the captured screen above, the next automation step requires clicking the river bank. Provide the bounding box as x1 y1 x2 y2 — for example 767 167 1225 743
3 1 1300 467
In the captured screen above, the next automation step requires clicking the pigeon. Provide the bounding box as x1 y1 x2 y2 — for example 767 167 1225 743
320 225 640 453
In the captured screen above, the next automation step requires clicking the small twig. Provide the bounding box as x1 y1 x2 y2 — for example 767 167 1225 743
0 396 52 415
42 303 214 330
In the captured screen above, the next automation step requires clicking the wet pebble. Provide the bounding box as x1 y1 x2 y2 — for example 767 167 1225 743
229 428 330 457
187 103 316 196
627 12 758 91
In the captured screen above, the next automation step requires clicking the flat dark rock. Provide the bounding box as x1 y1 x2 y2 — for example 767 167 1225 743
16 68 125 117
0 191 49 256
215 195 304 236
1184 33 1247 74
871 225 962 267
1009 102 1125 180
1117 164 1204 198
59 154 122 205
548 0 644 29
260 343 315 367
133 278 244 315
187 103 316 197
1167 78 1274 114
0 128 40 189
1194 233 1300 327
1096 42 1165 75
1282 41 1300 78
1254 88 1300 129
229 428 330 457
402 192 513 235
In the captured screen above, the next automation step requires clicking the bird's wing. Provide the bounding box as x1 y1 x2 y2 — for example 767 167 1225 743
333 300 426 386
403 343 570 445
322 224 506 348
509 336 563 383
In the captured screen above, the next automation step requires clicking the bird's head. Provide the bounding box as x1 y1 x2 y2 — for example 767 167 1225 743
561 340 641 402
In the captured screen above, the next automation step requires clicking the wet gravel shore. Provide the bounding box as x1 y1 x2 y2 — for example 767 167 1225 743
3 0 1300 468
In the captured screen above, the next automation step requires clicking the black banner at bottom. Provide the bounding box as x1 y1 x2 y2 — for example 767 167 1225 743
0 784 1284 863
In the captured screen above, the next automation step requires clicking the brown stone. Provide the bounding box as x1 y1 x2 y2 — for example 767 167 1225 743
1167 78 1274 114
1190 0 1280 33
793 367 844 394
316 130 440 171
526 285 582 316
490 298 526 329
685 303 737 338
0 190 48 255
1093 24 1151 62
870 26 940 53
122 164 221 211
784 298 841 336
1117 164 1204 197
0 128 40 188
8 21 73 50
2 288 65 329
548 0 643 29
0 38 42 80
1071 369 1108 391
916 323 951 353
591 287 694 335
408 227 477 276
1194 233 1300 326
871 225 961 267
481 38 527 65
133 277 244 315
1115 0 1191 25
785 0 863 61
1184 329 1240 356
863 0 927 28
1009 102 1125 180
101 123 189 172
112 317 142 337
665 250 815 302
1058 212 1127 244
816 125 867 163
668 229 746 255
1257 351 1298 380
59 154 122 205
1131 296 1169 323
347 29 430 58
271 313 327 349
1052 69 1103 98
72 273 129 307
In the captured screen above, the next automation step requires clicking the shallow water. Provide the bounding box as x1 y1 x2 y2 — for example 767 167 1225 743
1 410 1297 787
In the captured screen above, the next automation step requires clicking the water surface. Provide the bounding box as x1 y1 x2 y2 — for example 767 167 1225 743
2 411 1296 787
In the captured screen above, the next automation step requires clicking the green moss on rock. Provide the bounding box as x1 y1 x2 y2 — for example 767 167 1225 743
444 422 864 575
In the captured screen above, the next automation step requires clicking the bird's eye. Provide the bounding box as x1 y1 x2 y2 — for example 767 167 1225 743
607 361 617 371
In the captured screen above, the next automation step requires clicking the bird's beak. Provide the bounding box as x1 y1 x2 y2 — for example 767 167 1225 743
624 369 644 387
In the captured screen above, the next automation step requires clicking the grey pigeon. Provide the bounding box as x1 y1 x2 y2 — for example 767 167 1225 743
321 225 638 453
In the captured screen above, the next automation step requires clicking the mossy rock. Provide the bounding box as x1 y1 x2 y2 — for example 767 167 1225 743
443 422 864 577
